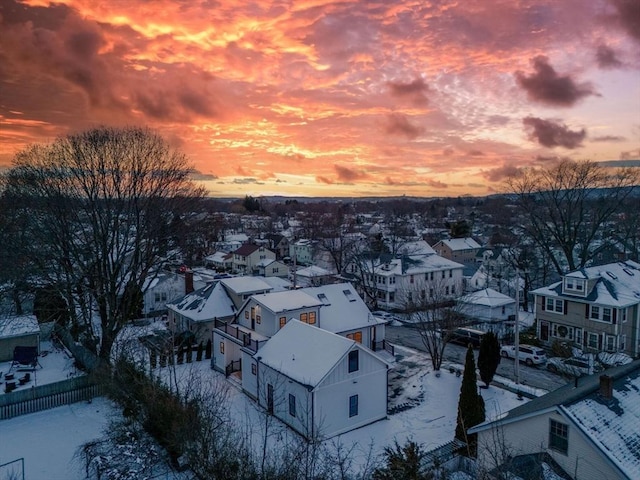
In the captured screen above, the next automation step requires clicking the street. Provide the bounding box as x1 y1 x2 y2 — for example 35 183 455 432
386 324 567 392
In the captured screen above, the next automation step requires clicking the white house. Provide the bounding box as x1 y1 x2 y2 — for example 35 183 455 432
458 288 517 339
255 259 289 278
232 244 277 275
204 251 233 271
293 265 335 287
289 239 315 266
244 320 389 439
142 272 189 316
469 361 640 480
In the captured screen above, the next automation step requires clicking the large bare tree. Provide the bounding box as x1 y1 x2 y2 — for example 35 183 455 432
507 159 639 275
4 127 205 363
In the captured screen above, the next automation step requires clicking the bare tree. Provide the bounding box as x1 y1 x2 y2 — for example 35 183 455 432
401 277 468 371
4 127 205 363
507 159 639 275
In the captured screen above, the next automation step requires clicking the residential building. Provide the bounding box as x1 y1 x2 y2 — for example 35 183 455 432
263 233 290 260
469 360 640 480
532 260 640 357
204 251 233 271
255 259 289 278
289 239 315 266
142 272 191 316
347 253 464 311
292 265 336 287
0 315 40 362
458 288 516 340
245 320 389 439
232 244 276 275
433 237 482 263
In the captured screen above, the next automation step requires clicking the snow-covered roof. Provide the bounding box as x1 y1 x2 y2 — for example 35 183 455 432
251 290 322 314
374 254 463 277
397 240 436 256
300 283 384 333
563 365 640 480
220 276 273 295
460 288 515 308
532 260 640 308
260 276 292 292
205 251 233 263
295 265 333 277
439 238 481 251
255 319 355 388
470 360 640 479
167 282 236 322
0 315 40 339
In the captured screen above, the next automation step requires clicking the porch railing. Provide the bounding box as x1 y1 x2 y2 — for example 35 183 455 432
225 359 242 377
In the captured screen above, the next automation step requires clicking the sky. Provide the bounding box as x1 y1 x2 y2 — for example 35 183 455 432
0 0 639 198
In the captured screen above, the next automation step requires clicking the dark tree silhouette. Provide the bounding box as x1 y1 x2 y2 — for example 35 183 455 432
478 331 501 387
4 126 205 363
455 345 486 456
372 439 432 480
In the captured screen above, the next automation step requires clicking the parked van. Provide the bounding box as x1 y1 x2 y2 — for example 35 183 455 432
449 327 486 348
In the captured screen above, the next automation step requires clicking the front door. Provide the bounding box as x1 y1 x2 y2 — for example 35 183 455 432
540 321 549 342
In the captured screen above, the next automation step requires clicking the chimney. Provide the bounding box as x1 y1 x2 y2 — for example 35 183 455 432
185 270 194 294
599 374 613 400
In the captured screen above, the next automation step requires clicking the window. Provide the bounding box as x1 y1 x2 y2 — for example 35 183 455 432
501 306 506 315
300 312 308 323
348 350 359 373
546 298 564 313
251 363 257 375
445 286 449 295
575 328 582 345
279 316 286 328
605 335 616 352
588 332 599 349
602 308 611 323
442 271 446 279
430 272 434 281
256 315 261 324
449 269 452 278
590 306 600 320
549 420 568 454
251 307 255 320
349 395 359 417
245 311 249 319
622 308 627 323
309 311 316 325
289 394 296 417
219 342 225 354
620 334 626 351
155 292 161 302
410 275 414 284
451 285 455 295
347 331 362 344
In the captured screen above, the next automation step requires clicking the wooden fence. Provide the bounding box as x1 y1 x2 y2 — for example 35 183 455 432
0 376 102 420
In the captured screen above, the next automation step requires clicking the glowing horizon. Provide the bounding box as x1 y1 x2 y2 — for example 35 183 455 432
1 0 639 198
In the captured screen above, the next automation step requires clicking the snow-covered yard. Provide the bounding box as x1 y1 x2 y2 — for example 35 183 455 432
0 343 527 479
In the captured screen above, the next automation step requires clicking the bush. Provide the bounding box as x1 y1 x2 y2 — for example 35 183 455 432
551 340 572 358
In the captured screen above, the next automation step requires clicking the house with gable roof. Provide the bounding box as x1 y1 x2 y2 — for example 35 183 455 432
469 360 640 480
533 260 640 357
167 276 275 343
232 243 276 275
458 287 517 339
246 319 389 439
433 237 482 264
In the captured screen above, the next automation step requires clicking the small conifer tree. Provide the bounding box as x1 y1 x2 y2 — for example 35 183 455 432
455 345 486 456
478 332 501 387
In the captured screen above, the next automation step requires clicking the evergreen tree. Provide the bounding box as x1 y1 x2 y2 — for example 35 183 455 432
455 345 486 455
478 332 501 388
372 440 433 480
196 342 203 361
205 339 212 359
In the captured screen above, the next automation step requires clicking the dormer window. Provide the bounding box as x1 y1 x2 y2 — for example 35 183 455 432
564 277 584 294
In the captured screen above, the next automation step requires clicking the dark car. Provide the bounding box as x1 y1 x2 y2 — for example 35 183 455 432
449 327 486 348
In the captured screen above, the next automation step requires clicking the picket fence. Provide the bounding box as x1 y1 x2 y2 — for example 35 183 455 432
0 375 102 420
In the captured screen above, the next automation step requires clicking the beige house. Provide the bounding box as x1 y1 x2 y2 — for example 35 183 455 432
433 237 481 264
469 360 640 480
533 260 640 357
232 244 276 274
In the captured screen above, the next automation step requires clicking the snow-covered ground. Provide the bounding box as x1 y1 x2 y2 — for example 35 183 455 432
0 344 527 479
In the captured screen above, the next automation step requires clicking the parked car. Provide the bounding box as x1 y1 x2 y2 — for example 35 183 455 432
546 357 600 377
500 344 547 366
449 327 486 348
371 310 399 323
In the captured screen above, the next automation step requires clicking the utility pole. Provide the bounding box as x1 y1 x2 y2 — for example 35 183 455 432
514 269 520 386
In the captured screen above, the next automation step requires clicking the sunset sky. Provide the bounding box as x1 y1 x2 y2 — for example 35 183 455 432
1 0 639 198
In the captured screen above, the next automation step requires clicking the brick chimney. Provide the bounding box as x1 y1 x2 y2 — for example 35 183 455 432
599 374 613 400
185 269 194 294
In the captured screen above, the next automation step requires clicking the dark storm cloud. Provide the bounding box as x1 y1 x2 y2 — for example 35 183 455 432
482 164 523 182
515 56 596 107
387 78 429 105
596 44 623 69
609 0 640 42
523 117 586 149
334 164 369 182
385 114 424 139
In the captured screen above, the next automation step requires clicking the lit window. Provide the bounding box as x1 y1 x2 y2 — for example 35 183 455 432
300 312 308 323
309 311 316 325
348 350 359 373
349 395 359 417
549 420 568 454
219 342 225 354
279 316 286 328
251 363 257 375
